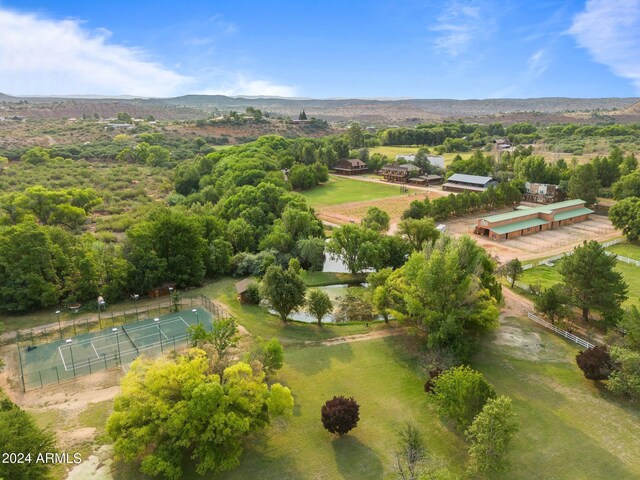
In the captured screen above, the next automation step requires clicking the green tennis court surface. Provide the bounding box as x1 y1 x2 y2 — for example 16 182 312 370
20 307 213 390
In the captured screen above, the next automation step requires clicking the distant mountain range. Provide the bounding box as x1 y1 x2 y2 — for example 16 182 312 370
2 93 639 124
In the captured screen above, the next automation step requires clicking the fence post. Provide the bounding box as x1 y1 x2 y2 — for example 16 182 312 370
73 320 77 336
88 357 92 374
173 336 176 351
16 335 26 393
39 371 43 389
104 354 107 370
55 366 60 383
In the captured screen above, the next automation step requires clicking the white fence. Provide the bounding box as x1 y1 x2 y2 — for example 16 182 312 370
604 251 640 267
527 312 594 349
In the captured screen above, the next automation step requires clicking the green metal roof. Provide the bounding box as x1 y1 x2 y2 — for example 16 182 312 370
553 207 593 221
481 199 586 223
490 218 548 235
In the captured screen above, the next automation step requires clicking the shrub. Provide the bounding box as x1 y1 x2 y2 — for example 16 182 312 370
321 396 360 436
245 283 261 304
424 368 443 393
430 366 496 430
576 345 613 380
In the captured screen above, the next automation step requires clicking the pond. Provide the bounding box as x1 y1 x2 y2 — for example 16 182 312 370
268 283 380 324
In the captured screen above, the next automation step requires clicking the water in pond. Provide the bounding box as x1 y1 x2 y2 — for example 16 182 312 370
268 284 379 324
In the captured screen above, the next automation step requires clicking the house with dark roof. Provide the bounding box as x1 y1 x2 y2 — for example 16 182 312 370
474 199 593 241
523 182 564 204
333 159 369 175
379 162 421 183
442 173 498 193
408 174 443 186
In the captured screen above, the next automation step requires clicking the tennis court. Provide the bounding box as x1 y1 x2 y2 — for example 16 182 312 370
19 306 213 390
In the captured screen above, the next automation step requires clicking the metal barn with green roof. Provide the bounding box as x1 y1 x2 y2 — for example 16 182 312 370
475 199 593 241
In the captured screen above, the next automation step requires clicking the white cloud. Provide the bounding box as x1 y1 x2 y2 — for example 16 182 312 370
0 8 190 96
0 8 296 97
431 1 492 57
527 49 549 78
568 0 640 92
197 74 297 97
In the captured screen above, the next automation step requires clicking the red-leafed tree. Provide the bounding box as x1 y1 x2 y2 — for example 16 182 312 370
321 396 360 436
576 345 613 380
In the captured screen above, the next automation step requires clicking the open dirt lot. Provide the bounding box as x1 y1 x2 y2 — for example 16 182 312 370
316 190 444 230
444 209 620 263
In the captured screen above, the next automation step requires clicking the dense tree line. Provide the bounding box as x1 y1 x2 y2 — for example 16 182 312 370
402 183 522 222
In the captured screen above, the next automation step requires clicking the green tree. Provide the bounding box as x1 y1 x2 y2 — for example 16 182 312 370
307 288 333 326
607 346 640 400
619 306 640 351
372 284 392 323
260 265 306 322
567 163 600 207
397 218 440 251
107 351 293 479
189 317 240 372
534 285 568 325
125 209 207 291
361 206 391 232
0 396 56 480
613 171 640 200
0 221 66 312
390 236 500 360
21 146 51 165
146 145 171 166
296 237 326 271
559 241 627 325
609 197 640 242
502 259 523 288
430 365 496 431
116 112 133 123
327 224 381 275
174 163 201 196
347 123 365 149
465 396 519 474
248 337 285 375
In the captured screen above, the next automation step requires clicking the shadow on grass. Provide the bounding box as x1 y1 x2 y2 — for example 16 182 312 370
332 435 384 480
288 342 354 376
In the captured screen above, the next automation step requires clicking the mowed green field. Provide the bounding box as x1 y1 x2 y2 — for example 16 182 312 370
166 315 640 480
606 242 640 261
368 146 473 166
520 260 640 307
474 316 640 480
301 176 409 208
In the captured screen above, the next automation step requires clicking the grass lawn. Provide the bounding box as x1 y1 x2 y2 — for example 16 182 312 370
193 335 468 480
368 147 473 167
520 262 640 307
302 176 409 208
167 315 640 480
199 278 388 347
606 242 640 261
473 316 640 480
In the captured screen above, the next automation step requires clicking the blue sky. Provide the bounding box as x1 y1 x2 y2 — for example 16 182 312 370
0 0 639 98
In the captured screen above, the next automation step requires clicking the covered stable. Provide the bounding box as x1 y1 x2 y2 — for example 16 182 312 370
442 173 498 193
474 199 593 241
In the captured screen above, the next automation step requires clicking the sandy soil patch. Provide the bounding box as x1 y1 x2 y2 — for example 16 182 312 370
66 445 114 480
494 325 543 360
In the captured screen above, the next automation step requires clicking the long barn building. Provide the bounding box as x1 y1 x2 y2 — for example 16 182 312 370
475 199 593 241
